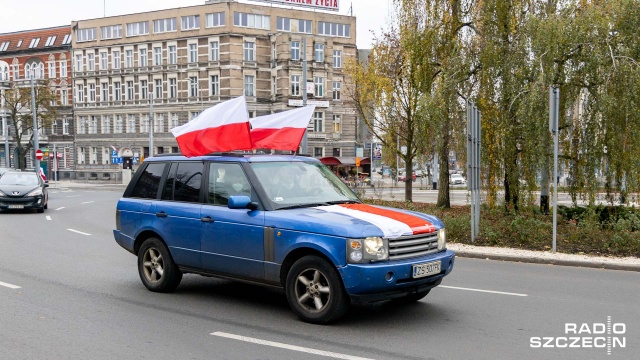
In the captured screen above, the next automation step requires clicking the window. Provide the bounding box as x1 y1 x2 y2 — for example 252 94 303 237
126 81 134 100
314 147 323 157
169 78 177 98
314 43 324 62
140 115 149 133
29 38 41 48
62 34 71 45
60 89 68 105
77 146 86 164
153 18 177 33
206 12 225 27
77 117 87 135
16 40 22 48
100 52 108 69
210 75 219 96
0 41 9 52
291 41 300 61
88 83 96 102
181 15 200 30
155 79 162 99
63 118 69 134
291 75 300 96
318 22 351 37
333 115 341 132
90 116 98 134
76 28 97 42
277 17 290 31
102 116 111 133
314 76 324 97
155 114 164 133
44 36 56 47
313 111 323 132
189 77 198 97
114 81 121 101
244 75 255 97
126 21 149 37
112 51 121 69
153 47 162 65
298 19 312 34
209 41 219 61
332 81 341 100
75 54 83 72
190 111 201 121
170 113 179 128
87 53 95 71
115 115 123 134
140 80 148 99
129 163 166 199
48 61 55 78
59 61 67 77
101 25 122 39
76 84 84 102
189 43 198 63
207 163 251 206
333 50 342 68
234 12 270 30
127 114 136 133
125 50 133 68
139 48 148 67
168 162 203 203
243 41 255 62
168 46 177 64
332 148 341 156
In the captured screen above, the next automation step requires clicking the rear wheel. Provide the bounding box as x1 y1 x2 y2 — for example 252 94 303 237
138 237 182 292
285 255 349 324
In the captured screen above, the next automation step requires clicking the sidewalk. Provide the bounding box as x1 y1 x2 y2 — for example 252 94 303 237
448 243 640 272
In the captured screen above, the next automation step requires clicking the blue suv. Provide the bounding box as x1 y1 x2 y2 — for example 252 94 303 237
114 154 454 323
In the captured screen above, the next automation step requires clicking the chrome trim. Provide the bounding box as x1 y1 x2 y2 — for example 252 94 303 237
387 232 440 260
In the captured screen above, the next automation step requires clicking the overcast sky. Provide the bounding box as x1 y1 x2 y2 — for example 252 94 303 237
0 0 393 49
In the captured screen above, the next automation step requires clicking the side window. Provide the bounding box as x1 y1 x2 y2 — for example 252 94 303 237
207 163 252 206
173 162 203 202
161 162 178 200
129 163 166 199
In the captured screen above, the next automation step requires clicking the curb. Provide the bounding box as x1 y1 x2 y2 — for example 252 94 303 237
452 249 640 272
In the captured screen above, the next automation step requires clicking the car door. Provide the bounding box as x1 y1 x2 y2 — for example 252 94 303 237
153 161 204 269
200 162 265 280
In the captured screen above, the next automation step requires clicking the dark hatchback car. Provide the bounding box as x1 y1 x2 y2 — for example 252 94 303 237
0 171 49 213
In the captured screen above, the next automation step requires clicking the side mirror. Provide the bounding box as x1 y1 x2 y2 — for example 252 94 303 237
228 195 258 210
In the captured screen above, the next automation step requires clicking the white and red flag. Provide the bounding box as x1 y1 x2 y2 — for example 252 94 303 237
170 96 252 157
250 105 315 151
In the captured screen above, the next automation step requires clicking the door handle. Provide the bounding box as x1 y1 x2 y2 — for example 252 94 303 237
200 216 214 223
155 212 168 218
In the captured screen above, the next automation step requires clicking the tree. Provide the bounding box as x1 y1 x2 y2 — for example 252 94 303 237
1 81 57 170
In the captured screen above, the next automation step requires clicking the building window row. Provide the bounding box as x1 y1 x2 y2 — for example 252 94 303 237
77 112 184 135
276 17 312 34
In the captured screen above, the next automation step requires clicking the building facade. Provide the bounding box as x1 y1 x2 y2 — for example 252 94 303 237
71 0 357 172
0 26 73 172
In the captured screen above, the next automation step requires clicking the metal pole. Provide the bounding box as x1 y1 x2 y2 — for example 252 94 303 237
53 143 57 184
476 109 481 235
300 37 308 155
31 76 40 174
396 128 399 187
2 115 9 168
149 93 153 158
552 87 559 254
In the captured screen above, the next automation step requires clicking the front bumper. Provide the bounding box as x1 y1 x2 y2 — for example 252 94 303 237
0 196 44 210
339 249 455 304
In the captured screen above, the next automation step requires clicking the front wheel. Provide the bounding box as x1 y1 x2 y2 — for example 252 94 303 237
137 237 182 292
285 255 349 324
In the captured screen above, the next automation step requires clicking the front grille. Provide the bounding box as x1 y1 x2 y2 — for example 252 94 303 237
388 232 439 260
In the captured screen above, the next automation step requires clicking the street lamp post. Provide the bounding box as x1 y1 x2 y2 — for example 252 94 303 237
30 75 40 174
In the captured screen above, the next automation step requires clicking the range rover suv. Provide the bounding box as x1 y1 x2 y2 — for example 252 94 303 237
113 154 455 323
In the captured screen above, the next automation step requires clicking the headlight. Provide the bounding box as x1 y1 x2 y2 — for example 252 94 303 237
27 188 43 197
0 190 6 197
437 229 446 250
347 237 388 263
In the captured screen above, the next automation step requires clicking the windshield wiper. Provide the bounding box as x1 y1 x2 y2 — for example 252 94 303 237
277 203 329 210
324 200 361 205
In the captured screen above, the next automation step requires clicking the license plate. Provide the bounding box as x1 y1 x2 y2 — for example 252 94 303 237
412 261 441 279
8 205 24 209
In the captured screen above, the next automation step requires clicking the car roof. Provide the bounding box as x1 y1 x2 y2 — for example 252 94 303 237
143 154 321 164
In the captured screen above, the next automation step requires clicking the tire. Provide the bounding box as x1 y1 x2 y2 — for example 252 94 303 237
37 207 44 213
44 203 48 209
391 290 430 304
137 237 182 292
285 255 349 324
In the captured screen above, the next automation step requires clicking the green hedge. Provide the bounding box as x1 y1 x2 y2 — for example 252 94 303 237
363 199 640 257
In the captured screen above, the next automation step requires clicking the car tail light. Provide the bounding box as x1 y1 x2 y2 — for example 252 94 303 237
116 210 121 230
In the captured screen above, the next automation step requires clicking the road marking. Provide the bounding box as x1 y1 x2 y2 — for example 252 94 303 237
66 195 82 198
0 281 21 289
440 285 528 297
81 201 94 204
46 216 52 221
55 207 65 211
67 229 91 236
211 332 375 360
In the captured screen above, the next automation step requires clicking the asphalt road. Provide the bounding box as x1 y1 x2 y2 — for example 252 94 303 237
0 189 638 359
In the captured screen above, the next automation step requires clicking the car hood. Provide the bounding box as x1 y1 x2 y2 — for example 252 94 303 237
0 185 39 196
265 204 444 239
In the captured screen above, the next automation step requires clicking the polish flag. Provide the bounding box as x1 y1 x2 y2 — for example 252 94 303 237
250 105 315 151
170 96 252 157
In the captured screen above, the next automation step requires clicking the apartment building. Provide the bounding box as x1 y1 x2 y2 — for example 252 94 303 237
0 26 73 171
71 0 357 171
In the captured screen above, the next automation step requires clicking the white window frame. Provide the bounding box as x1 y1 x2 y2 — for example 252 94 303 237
126 81 134 100
188 43 198 63
87 53 95 71
244 75 255 97
153 18 177 33
153 47 162 66
59 61 67 77
313 111 324 132
169 78 177 98
154 79 162 99
210 75 219 96
298 19 312 34
102 115 111 134
75 54 84 72
139 48 148 67
243 41 255 62
209 41 219 61
291 41 300 61
113 81 121 101
76 84 84 103
234 12 270 30
101 25 122 40
48 61 55 78
112 51 121 69
333 50 342 68
140 80 148 100
206 12 225 28
126 21 149 37
88 83 96 102
76 28 97 42
181 15 200 30
168 46 177 64
291 75 300 96
333 81 341 100
189 77 198 97
277 17 290 32
100 52 108 70
333 115 341 132
101 83 109 102
125 50 133 68
314 76 324 97
315 43 324 62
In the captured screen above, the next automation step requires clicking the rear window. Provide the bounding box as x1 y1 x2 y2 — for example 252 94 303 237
129 163 166 199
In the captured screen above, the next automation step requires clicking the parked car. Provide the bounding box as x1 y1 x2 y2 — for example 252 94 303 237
0 171 49 213
413 169 425 178
114 154 454 324
0 168 10 177
397 172 417 182
450 173 466 185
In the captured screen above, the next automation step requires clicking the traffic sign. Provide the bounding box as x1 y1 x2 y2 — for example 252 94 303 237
35 149 43 160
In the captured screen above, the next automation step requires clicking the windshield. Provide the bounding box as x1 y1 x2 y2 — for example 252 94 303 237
250 161 360 209
0 173 39 186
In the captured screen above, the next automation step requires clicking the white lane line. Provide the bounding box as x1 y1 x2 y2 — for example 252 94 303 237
0 281 21 289
81 201 94 204
440 285 528 297
55 207 65 211
211 332 375 360
66 195 82 198
67 229 91 236
46 216 52 221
